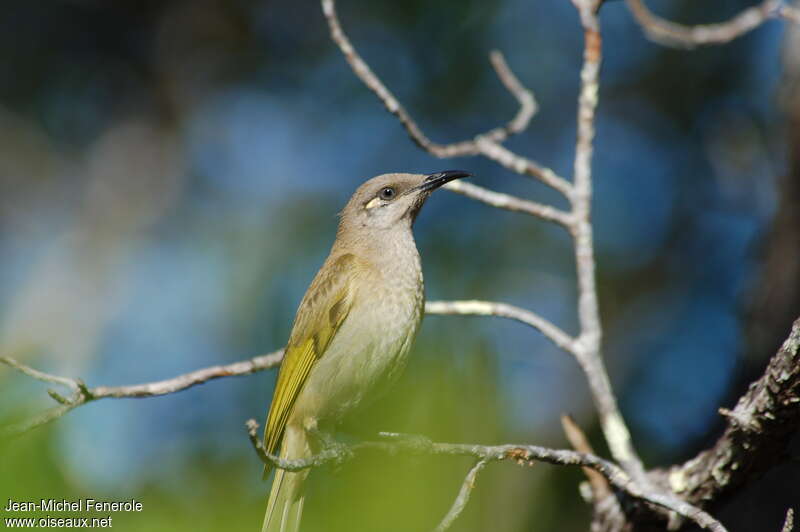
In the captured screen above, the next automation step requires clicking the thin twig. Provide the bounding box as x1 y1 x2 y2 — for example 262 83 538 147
569 0 646 482
561 414 611 499
783 508 795 532
1 402 84 439
89 351 285 398
433 459 489 532
320 0 573 197
474 137 574 197
425 300 577 354
782 5 800 24
478 50 538 144
1 356 80 390
562 414 630 532
0 350 284 438
626 0 785 48
443 180 574 227
246 421 726 532
320 0 501 158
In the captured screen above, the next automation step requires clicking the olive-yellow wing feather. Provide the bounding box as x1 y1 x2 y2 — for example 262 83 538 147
262 253 357 476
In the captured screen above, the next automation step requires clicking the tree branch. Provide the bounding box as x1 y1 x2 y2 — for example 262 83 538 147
783 5 800 24
433 458 489 532
478 50 538 145
783 509 795 532
0 350 284 438
442 180 574 228
424 300 577 354
474 137 574 197
657 317 800 507
245 420 726 532
561 414 611 501
570 0 646 482
625 0 791 49
319 0 573 197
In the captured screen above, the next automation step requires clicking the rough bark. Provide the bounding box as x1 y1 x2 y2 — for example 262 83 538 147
654 319 800 507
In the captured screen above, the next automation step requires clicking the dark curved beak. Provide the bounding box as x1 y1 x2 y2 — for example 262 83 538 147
417 170 472 192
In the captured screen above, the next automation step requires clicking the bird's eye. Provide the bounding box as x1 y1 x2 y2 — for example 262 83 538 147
379 187 396 201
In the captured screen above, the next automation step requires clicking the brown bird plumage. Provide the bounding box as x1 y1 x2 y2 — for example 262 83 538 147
262 170 470 532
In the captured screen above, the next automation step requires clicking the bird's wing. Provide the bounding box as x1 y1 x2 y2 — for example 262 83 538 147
262 253 358 472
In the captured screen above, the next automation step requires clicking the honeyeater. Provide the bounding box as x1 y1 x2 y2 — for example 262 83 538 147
261 170 471 532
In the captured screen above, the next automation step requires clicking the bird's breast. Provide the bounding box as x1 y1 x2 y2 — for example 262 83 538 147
291 254 424 425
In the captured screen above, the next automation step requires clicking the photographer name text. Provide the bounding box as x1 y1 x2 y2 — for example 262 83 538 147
4 499 142 513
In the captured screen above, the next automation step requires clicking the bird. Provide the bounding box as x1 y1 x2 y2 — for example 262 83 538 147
261 170 471 532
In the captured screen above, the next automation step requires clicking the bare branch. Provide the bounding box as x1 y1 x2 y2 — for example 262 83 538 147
570 0 646 481
0 350 284 438
424 300 577 354
473 137 574 197
89 350 285 398
246 420 726 532
783 5 800 24
432 459 489 532
1 402 84 439
478 50 538 144
657 318 800 506
320 0 525 157
0 356 81 391
783 509 795 532
320 0 573 196
443 180 574 227
562 415 632 532
625 0 785 48
561 414 611 500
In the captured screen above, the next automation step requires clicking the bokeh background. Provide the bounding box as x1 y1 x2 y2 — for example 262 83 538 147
1 0 799 530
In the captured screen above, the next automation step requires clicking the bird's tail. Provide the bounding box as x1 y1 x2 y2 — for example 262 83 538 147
262 428 309 532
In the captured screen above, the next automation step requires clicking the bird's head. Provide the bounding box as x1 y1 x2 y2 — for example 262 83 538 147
339 170 471 231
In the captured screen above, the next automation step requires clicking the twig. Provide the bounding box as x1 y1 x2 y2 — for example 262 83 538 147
443 180 574 228
561 414 610 499
0 350 284 438
2 402 85 439
245 420 726 532
570 0 646 482
1 356 81 390
320 0 573 197
88 351 285 398
782 5 800 24
424 300 577 354
625 0 786 48
478 50 538 145
783 509 795 532
432 459 489 532
561 414 635 532
473 137 573 197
